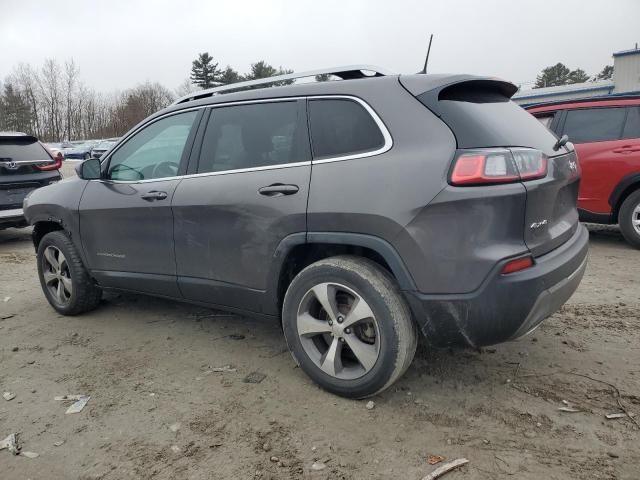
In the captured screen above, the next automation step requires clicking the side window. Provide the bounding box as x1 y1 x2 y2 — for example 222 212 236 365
308 99 385 159
562 107 626 143
197 101 307 173
622 107 640 139
107 111 198 181
534 113 555 130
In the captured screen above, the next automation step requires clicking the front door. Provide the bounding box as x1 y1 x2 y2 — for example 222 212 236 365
172 100 311 313
79 110 200 296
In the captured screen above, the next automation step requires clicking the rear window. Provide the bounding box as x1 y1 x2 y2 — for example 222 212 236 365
562 107 625 143
418 86 559 156
0 139 50 162
308 99 385 159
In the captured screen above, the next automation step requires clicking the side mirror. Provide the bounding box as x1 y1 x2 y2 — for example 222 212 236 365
75 158 102 180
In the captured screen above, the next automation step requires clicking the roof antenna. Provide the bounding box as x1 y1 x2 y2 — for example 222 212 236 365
419 34 434 74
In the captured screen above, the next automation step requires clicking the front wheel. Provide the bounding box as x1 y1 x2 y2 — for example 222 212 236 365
619 190 640 249
37 231 102 315
282 256 417 399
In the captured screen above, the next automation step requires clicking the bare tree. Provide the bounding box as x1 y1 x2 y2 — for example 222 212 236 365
38 59 63 140
175 78 200 97
63 59 80 140
10 63 43 137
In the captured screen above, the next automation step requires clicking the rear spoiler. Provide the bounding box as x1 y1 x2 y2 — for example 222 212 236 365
0 133 39 142
399 74 518 117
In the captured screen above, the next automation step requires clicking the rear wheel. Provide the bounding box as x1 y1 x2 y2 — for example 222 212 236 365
619 190 640 249
282 256 417 398
37 231 102 315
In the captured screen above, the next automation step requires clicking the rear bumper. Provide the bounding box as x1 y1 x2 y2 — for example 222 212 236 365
404 224 589 347
0 208 27 228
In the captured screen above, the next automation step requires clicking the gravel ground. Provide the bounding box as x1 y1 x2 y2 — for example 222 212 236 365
1 168 639 479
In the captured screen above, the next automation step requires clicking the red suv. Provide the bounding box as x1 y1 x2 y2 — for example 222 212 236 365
527 97 640 248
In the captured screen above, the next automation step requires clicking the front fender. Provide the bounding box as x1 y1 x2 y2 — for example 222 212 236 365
24 176 89 258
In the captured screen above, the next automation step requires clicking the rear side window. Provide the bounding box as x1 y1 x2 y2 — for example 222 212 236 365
622 106 640 139
198 101 307 173
0 139 50 162
308 99 384 159
562 108 625 143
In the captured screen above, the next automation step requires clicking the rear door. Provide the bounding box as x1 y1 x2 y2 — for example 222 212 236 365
559 106 629 214
172 99 311 313
79 110 200 296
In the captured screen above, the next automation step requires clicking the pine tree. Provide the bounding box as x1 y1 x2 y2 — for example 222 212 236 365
595 65 614 81
534 63 571 88
245 61 294 86
1 83 32 132
219 66 243 85
567 68 589 84
190 53 221 89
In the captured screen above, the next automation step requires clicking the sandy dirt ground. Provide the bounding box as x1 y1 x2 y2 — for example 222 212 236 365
0 167 638 479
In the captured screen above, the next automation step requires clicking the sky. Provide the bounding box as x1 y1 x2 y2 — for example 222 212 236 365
1 0 639 93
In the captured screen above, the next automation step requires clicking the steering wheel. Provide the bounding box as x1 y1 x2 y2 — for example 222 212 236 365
152 161 179 179
110 163 144 181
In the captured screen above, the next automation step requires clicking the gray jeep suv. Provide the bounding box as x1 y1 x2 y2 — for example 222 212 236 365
23 66 589 398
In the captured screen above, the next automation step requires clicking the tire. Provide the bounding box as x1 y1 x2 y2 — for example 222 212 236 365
619 190 640 249
282 255 417 399
37 231 102 315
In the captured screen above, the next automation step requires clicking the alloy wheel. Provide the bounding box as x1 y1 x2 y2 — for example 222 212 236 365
633 203 640 235
296 282 380 380
42 246 72 306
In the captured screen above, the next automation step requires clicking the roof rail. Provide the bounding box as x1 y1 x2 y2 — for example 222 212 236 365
173 65 393 105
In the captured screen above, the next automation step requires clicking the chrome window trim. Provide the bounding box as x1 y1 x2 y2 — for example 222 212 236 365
99 95 392 184
105 161 312 184
306 95 393 165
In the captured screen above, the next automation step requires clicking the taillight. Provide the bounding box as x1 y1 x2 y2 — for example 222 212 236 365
450 148 548 186
38 143 63 171
36 153 62 171
511 149 547 180
502 255 534 274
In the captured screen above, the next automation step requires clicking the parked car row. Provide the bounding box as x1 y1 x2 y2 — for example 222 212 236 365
43 138 120 161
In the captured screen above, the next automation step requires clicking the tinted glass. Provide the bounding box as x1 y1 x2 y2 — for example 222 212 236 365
308 99 384 159
622 106 640 139
0 139 50 162
420 89 559 156
198 102 306 173
562 107 625 143
107 111 197 181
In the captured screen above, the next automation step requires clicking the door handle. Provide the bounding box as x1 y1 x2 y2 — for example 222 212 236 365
140 190 168 201
613 145 640 154
258 184 299 196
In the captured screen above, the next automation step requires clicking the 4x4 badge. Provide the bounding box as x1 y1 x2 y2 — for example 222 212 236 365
530 219 548 230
